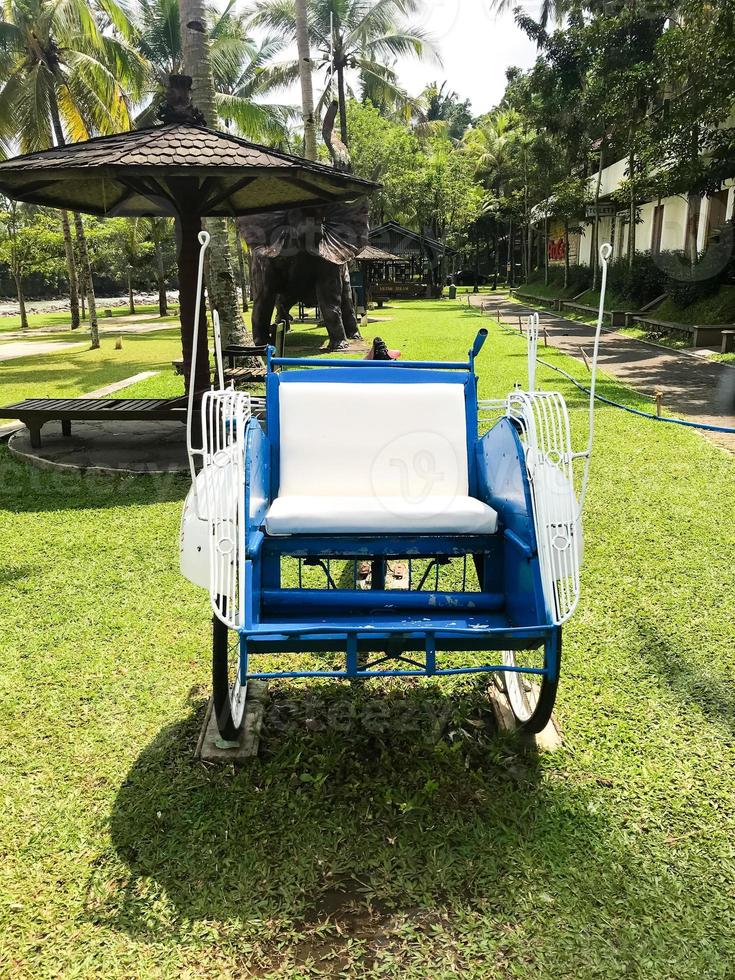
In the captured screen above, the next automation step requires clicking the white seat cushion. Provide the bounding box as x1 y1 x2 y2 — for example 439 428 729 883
265 495 498 535
278 381 469 500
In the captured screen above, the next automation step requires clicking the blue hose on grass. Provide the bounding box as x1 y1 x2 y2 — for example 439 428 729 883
536 358 735 435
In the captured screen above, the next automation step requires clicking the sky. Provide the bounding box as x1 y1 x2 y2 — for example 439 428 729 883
394 0 540 115
253 0 542 119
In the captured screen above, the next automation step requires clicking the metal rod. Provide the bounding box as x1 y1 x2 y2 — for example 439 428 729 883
270 357 471 370
242 663 547 680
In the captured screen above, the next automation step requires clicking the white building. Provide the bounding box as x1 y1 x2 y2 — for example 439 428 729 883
575 158 734 264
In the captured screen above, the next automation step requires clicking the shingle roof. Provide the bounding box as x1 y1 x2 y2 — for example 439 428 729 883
369 221 457 257
0 124 378 217
356 244 403 262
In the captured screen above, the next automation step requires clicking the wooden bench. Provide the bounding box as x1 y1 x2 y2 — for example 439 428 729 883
721 330 735 354
0 396 188 449
630 317 732 348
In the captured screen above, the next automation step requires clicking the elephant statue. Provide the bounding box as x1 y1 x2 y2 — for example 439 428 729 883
238 198 369 351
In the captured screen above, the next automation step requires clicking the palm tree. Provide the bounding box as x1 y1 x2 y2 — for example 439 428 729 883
179 0 244 342
0 0 144 347
486 0 573 32
462 111 518 190
251 0 438 145
462 111 521 283
140 0 295 341
294 0 317 159
147 217 173 316
136 0 294 141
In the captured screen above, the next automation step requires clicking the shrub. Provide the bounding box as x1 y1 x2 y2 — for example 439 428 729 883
526 264 590 293
607 253 667 307
657 227 733 307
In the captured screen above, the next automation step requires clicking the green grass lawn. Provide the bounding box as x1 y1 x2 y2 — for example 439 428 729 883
0 328 184 405
1 299 734 977
573 286 628 310
0 302 180 334
514 280 580 301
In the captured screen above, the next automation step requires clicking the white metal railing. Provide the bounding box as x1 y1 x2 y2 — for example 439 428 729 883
182 229 258 629
477 244 612 624
200 388 251 629
507 390 581 623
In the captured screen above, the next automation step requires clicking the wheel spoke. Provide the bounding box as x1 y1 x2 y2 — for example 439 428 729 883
501 648 544 724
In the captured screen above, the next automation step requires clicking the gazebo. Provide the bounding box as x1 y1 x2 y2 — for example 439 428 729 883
0 79 377 390
368 221 456 298
352 244 403 307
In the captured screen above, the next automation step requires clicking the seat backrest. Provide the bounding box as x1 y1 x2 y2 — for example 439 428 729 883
278 381 469 499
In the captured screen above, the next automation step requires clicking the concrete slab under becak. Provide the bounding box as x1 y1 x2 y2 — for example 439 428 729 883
196 681 268 763
8 418 189 475
487 684 563 752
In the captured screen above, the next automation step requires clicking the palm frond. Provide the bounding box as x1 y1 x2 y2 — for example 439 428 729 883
364 29 441 65
216 91 292 143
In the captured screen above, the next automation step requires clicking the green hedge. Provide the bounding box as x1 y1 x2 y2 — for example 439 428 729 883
525 236 734 310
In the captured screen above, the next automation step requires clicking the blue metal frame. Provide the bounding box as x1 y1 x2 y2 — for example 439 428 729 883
238 329 560 687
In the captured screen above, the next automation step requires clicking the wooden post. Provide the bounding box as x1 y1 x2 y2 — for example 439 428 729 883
543 328 548 347
655 389 663 417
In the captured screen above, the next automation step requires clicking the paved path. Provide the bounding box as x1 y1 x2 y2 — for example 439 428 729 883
472 293 735 453
0 339 86 361
0 314 179 342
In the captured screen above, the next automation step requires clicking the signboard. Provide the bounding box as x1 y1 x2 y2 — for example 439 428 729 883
585 203 616 218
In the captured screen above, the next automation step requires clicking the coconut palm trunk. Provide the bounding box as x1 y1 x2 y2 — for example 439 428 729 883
60 210 80 329
72 211 100 347
13 273 27 329
49 91 99 348
295 0 317 160
234 220 249 311
180 0 245 345
336 61 348 146
156 254 168 317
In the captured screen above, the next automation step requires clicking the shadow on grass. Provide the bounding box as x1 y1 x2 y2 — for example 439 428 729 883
103 681 616 956
635 618 735 735
0 445 189 513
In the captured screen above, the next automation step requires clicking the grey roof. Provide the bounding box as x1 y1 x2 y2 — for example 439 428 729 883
356 244 403 262
369 220 457 258
0 124 378 217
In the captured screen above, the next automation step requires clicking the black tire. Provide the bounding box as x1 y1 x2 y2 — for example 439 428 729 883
212 614 246 741
502 633 561 735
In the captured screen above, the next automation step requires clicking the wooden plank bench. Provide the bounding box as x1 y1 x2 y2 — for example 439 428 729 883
0 396 188 449
630 317 732 348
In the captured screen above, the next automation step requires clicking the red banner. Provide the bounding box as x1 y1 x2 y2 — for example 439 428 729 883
548 237 566 261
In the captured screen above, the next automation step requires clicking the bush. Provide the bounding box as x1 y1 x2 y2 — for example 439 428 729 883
527 264 591 294
607 253 667 307
657 227 733 307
